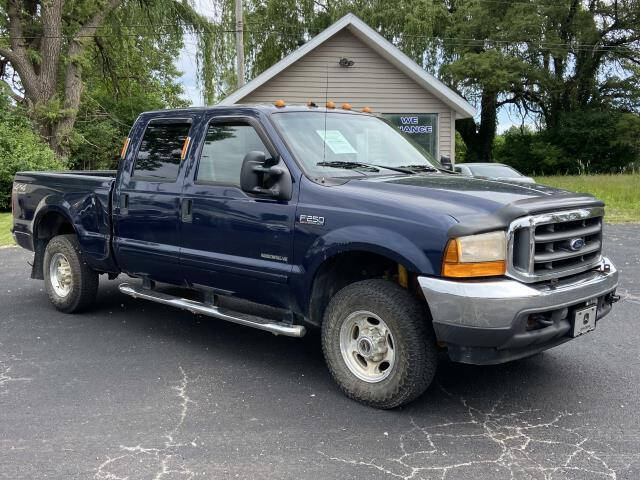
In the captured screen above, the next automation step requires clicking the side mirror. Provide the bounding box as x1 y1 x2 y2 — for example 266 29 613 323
440 155 454 171
240 151 292 201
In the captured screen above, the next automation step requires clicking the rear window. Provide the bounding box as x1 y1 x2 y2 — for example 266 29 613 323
133 121 191 181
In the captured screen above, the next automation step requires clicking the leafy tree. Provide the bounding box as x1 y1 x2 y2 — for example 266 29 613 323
0 96 65 210
509 0 640 130
0 0 214 155
495 109 640 174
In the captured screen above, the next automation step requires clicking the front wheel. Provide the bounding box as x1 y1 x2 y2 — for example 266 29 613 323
44 234 99 313
321 279 437 409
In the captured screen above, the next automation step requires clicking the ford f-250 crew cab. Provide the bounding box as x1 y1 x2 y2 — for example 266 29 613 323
11 104 619 408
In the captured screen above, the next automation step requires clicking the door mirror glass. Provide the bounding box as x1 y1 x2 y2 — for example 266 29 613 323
240 151 292 201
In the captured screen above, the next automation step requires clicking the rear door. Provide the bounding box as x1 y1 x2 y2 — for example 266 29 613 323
113 117 194 284
179 114 295 309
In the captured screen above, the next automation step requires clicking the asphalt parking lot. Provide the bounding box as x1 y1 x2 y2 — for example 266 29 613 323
1 224 639 480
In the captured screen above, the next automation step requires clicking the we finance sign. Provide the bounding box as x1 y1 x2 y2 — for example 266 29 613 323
397 116 433 134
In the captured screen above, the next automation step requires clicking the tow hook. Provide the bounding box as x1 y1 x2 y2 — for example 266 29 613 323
608 293 621 304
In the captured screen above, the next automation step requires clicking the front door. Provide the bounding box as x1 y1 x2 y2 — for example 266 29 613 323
180 115 296 309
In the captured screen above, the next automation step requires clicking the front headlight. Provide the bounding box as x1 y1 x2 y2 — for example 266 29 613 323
442 231 506 278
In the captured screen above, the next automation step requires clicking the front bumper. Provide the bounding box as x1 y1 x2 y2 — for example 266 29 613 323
418 257 618 365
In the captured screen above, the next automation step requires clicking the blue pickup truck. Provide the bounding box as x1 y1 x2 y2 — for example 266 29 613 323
11 104 619 408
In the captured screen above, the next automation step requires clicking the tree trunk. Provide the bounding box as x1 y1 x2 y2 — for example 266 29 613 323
50 43 85 156
456 88 498 162
0 0 121 156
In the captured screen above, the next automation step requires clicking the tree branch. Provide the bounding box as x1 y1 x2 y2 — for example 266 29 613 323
0 78 24 102
73 0 122 46
4 0 38 99
0 47 19 65
496 96 518 107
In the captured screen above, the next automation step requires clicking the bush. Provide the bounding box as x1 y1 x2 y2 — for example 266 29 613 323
0 98 66 210
493 126 565 175
493 109 640 175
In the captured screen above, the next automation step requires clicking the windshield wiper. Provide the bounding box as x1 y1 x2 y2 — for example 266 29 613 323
316 161 380 172
397 164 439 173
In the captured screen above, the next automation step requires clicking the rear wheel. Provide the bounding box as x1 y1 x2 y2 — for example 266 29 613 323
44 234 99 313
321 279 437 409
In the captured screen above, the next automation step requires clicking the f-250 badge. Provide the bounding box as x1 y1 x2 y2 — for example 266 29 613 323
299 214 325 226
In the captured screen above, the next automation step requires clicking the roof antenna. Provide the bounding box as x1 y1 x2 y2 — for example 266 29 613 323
322 60 329 164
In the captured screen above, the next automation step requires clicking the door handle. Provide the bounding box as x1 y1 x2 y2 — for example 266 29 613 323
120 193 129 215
181 198 193 223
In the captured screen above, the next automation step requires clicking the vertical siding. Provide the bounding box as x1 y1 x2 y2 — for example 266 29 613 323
238 29 455 160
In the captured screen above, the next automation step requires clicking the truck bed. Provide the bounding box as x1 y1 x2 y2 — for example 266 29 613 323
12 170 117 275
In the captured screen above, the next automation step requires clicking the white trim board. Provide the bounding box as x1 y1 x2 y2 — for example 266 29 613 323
218 13 476 119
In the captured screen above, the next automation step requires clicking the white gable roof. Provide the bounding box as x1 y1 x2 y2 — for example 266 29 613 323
218 13 476 118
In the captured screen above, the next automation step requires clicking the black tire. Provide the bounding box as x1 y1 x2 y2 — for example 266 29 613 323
43 234 99 313
321 279 437 409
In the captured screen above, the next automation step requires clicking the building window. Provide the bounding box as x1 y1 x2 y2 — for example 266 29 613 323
383 114 438 157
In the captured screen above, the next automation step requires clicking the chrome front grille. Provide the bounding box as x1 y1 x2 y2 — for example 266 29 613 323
507 207 604 283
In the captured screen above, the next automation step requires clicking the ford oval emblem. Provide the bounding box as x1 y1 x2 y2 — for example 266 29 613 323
569 238 585 251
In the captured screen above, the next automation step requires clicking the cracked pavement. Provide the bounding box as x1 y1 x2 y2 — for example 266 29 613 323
0 224 639 479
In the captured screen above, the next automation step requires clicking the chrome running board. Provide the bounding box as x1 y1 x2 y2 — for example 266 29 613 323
118 283 306 337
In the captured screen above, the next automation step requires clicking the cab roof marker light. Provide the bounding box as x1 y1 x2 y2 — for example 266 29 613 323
341 103 352 110
274 99 286 108
307 100 317 107
362 106 372 113
326 100 335 109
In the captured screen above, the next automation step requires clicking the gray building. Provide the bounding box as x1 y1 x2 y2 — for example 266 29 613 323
219 14 475 163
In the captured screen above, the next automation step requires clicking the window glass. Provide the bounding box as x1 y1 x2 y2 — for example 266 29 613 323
383 114 438 157
467 164 522 177
133 121 191 181
271 112 440 177
196 122 268 185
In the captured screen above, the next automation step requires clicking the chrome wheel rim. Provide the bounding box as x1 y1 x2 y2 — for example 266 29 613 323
49 252 72 298
339 310 395 383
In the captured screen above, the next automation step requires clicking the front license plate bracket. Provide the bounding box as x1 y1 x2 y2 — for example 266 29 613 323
572 304 597 337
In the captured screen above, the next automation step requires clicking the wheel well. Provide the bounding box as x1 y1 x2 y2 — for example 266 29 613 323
308 251 421 326
31 211 76 279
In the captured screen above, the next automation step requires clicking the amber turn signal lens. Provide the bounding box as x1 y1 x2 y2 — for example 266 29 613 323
442 260 506 278
442 238 506 278
274 99 286 107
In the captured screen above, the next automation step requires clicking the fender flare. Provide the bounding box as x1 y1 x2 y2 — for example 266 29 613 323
30 199 76 280
297 225 437 320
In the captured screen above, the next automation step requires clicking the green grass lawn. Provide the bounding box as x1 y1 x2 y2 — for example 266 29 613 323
0 212 14 247
535 174 640 223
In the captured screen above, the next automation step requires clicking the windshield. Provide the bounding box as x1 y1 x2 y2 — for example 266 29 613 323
271 111 440 176
467 164 523 177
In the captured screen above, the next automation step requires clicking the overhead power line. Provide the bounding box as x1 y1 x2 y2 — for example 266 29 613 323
0 19 637 54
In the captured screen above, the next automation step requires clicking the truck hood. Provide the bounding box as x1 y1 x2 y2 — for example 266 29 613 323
345 174 604 235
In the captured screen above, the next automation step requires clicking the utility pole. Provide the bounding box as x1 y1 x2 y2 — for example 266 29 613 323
235 0 245 87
